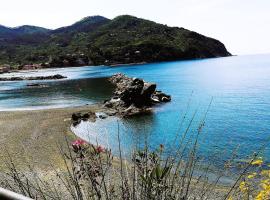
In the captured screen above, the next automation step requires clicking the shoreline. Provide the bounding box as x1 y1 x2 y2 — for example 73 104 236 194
0 62 148 76
0 55 234 76
0 103 100 112
0 105 232 196
0 104 101 171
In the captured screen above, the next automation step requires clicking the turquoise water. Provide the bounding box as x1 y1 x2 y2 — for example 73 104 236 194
1 54 270 168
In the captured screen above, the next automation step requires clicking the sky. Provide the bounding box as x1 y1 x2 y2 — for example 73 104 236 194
0 0 269 55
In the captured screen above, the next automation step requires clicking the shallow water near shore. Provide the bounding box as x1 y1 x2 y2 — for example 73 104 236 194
1 54 270 171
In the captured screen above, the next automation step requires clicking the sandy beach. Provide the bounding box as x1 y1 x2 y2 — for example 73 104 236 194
0 105 231 199
0 105 101 171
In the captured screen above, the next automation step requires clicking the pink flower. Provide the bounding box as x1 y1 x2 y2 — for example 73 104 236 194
72 139 86 147
96 145 105 153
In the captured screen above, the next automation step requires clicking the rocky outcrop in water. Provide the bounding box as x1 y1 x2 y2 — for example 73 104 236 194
103 73 171 117
0 74 66 81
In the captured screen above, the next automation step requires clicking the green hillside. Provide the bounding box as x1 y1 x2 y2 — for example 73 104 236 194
0 15 231 68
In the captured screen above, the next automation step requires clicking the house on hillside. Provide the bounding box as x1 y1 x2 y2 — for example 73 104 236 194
0 65 11 74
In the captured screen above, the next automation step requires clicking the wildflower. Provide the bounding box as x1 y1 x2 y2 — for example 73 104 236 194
239 181 248 193
228 196 233 200
96 145 105 154
247 172 257 179
260 179 270 190
261 170 270 177
251 158 263 166
72 139 86 147
255 183 270 200
72 139 87 153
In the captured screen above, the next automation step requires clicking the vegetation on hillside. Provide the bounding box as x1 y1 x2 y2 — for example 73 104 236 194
0 15 231 68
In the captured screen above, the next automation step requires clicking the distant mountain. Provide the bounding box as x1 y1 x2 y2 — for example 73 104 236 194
13 25 51 34
0 25 51 46
51 16 109 34
0 25 50 37
0 15 231 68
0 25 16 39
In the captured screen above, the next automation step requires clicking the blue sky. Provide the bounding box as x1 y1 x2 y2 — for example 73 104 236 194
1 0 269 55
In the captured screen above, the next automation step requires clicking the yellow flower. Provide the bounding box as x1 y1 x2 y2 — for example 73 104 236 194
252 158 263 166
261 170 270 177
255 184 270 200
247 172 257 179
260 179 270 190
239 181 248 193
228 196 233 200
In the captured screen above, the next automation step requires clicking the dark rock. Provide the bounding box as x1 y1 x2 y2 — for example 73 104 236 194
82 113 90 120
0 74 66 81
96 112 108 119
52 74 66 79
72 113 82 121
141 82 156 101
73 120 81 127
105 110 117 116
26 83 48 88
152 91 171 102
103 73 171 117
72 111 97 124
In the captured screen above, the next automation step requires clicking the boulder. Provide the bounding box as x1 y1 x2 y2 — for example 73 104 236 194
71 111 97 125
103 73 171 117
153 91 171 102
95 112 108 119
52 74 66 79
72 113 82 121
141 82 156 99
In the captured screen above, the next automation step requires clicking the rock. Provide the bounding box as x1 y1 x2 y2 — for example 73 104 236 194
162 96 171 102
105 110 117 116
72 120 81 127
152 91 171 102
103 73 171 117
52 74 66 79
0 74 66 81
72 113 82 121
72 112 97 125
141 82 156 101
120 78 144 106
26 83 48 88
96 112 108 119
82 113 90 121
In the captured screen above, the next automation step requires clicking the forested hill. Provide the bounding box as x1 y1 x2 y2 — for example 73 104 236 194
0 15 231 68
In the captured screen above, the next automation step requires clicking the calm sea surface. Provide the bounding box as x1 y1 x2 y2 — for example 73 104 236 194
1 54 270 171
